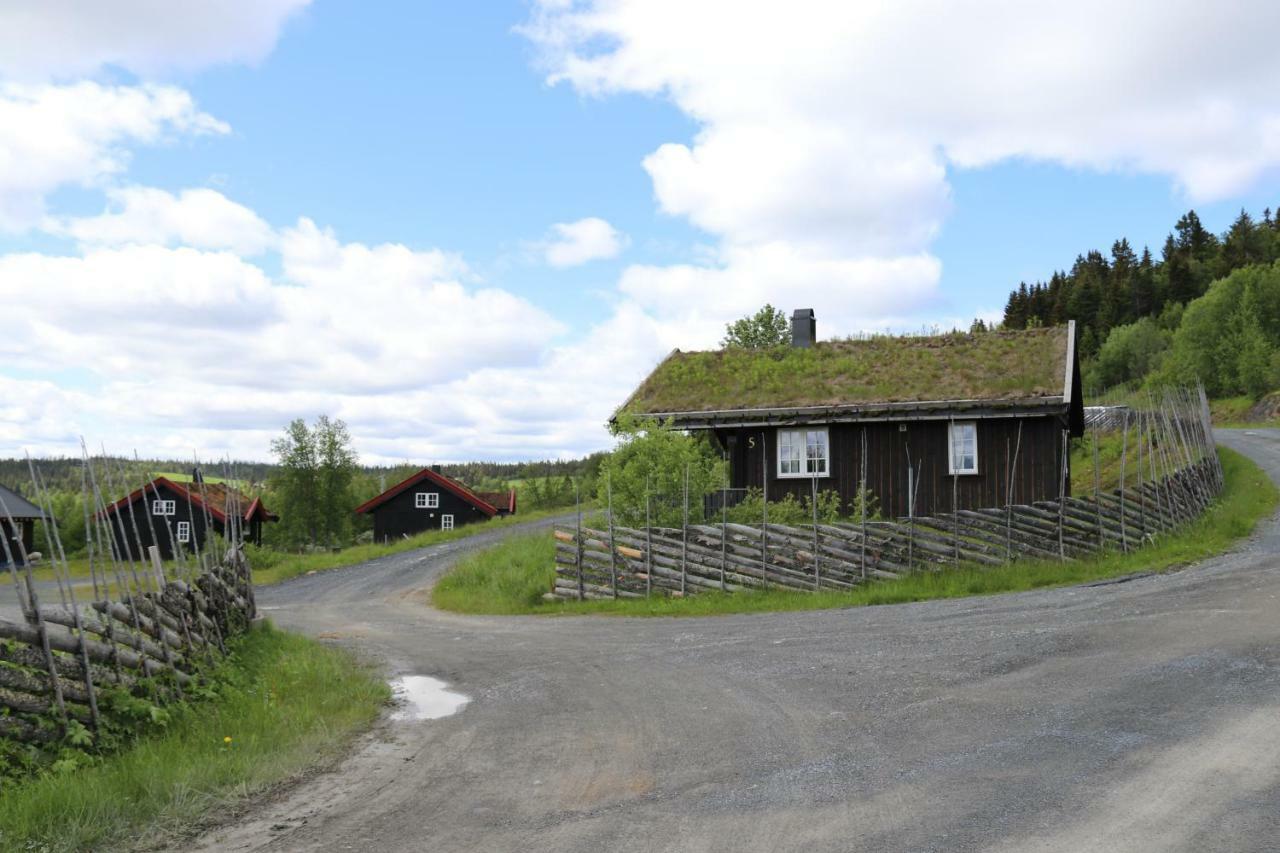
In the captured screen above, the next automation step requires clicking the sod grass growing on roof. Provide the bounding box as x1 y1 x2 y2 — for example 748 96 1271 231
622 326 1070 415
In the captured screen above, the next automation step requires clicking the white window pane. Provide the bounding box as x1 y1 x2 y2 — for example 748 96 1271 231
951 423 977 472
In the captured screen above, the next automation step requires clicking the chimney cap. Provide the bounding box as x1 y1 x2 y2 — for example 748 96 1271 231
791 308 816 348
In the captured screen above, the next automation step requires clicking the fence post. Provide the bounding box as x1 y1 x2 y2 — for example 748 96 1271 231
761 431 769 590
811 474 820 590
574 479 584 601
606 470 618 600
1147 408 1167 532
645 490 653 599
0 494 69 726
1118 410 1129 552
27 455 101 729
861 427 868 580
1056 429 1067 561
1092 432 1103 553
720 457 728 593
681 464 689 596
1136 409 1147 541
1007 421 1023 563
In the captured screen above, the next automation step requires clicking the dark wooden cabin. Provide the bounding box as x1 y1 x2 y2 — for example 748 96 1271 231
100 476 278 560
356 468 515 542
0 483 49 564
616 312 1084 519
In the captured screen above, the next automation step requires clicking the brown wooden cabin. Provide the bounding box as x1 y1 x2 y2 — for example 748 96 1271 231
616 312 1085 519
100 476 278 560
356 467 516 542
0 483 49 565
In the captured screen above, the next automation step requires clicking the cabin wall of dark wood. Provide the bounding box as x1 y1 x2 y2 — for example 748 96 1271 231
715 415 1069 518
106 483 220 561
370 486 492 541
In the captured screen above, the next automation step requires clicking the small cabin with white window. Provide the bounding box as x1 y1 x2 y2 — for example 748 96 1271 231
99 474 278 561
355 467 516 542
615 311 1084 519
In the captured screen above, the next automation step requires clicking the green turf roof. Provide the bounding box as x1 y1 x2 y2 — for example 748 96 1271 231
620 325 1071 417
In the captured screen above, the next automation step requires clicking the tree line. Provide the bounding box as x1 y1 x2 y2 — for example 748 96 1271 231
1003 207 1280 358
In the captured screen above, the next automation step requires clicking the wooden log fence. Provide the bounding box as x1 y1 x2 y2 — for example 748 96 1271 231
551 387 1224 600
0 451 259 747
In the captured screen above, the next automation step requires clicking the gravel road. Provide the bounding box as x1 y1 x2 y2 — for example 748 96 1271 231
189 430 1280 853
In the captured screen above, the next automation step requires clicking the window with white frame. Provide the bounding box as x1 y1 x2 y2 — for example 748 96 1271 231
777 428 829 478
415 492 440 509
176 521 191 543
948 421 978 475
151 499 176 516
441 514 454 530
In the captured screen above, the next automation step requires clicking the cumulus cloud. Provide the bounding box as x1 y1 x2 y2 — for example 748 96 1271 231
0 82 227 230
527 1 1280 204
0 211 569 459
53 187 276 255
523 0 1280 336
541 217 627 267
0 1 311 80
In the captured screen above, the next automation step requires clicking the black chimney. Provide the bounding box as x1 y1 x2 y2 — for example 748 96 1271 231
431 464 442 474
791 308 816 348
191 467 204 484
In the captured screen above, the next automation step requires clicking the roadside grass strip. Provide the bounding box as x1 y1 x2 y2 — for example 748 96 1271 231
433 447 1276 617
0 622 389 853
248 505 571 586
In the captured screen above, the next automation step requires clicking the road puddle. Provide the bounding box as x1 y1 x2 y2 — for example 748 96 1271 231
389 675 470 721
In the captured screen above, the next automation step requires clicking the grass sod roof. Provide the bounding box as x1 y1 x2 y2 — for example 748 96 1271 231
619 325 1072 420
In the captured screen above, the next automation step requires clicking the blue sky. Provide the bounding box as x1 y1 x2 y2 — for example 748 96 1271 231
2 1 1280 463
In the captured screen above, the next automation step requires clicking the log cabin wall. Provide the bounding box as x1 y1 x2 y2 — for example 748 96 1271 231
715 415 1069 518
106 482 217 561
369 485 493 541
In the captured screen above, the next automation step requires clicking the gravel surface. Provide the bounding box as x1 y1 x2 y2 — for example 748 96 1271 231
187 430 1280 852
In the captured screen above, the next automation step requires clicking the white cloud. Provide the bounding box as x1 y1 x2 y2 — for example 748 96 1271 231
0 82 227 230
527 1 1280 205
0 1 311 80
617 244 943 344
53 187 276 255
541 217 627 267
522 0 1280 342
0 213 571 461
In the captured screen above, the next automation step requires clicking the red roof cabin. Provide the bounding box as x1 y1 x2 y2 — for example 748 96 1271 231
100 474 278 560
356 467 516 542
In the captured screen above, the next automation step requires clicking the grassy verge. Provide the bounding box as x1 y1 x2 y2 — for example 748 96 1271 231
433 447 1276 617
0 623 389 852
251 505 573 586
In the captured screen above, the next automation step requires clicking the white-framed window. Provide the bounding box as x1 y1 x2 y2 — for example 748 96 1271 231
948 421 979 475
415 492 439 509
176 521 191 543
777 428 829 478
151 499 176 516
441 514 454 530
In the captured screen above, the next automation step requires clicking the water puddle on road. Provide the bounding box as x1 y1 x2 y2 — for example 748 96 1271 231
389 675 470 721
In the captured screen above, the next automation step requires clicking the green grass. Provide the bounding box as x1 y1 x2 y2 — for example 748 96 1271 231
1 557 170 586
151 471 229 485
1210 394 1280 428
624 326 1067 415
1 507 575 590
433 446 1276 618
0 622 389 853
251 505 574 586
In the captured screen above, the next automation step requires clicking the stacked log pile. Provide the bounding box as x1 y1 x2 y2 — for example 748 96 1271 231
552 387 1223 600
